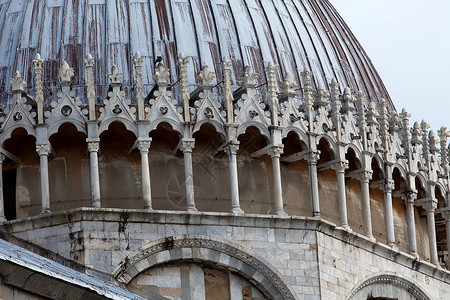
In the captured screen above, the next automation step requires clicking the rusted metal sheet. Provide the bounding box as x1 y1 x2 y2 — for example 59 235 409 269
61 0 85 88
14 0 43 91
129 0 154 93
85 1 107 103
209 0 243 86
0 0 26 104
171 0 200 87
190 0 221 83
150 0 178 85
228 0 265 84
0 0 393 109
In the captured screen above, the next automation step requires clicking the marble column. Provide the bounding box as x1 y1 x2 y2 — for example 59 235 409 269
423 199 439 265
0 154 5 222
36 144 51 214
332 161 349 229
181 139 197 212
225 142 243 214
307 150 321 217
269 145 286 216
87 141 101 208
138 140 152 210
403 190 418 256
356 171 373 238
383 180 396 247
442 209 450 267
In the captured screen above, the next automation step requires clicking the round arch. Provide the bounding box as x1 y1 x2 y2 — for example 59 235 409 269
112 235 297 300
347 273 431 300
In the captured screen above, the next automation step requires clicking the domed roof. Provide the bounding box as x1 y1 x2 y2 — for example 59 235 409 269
0 0 392 108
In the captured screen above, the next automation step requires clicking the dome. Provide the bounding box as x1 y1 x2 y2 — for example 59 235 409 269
0 0 392 108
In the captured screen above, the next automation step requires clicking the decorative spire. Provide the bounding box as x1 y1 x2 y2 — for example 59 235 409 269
33 53 44 124
300 68 314 130
366 102 379 126
222 57 233 123
379 99 389 148
438 126 449 171
133 52 145 120
266 61 279 126
153 61 170 87
357 91 367 148
178 53 190 122
429 130 439 153
84 54 96 120
330 78 341 139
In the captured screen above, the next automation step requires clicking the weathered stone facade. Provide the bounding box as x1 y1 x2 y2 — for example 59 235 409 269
0 0 450 299
2 209 450 299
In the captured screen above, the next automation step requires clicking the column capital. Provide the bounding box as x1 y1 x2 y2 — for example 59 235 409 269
224 141 239 156
181 139 195 153
305 150 320 164
87 141 100 153
0 153 5 162
268 145 284 158
420 198 438 213
137 140 152 152
36 144 51 156
331 160 349 173
382 180 395 192
402 189 418 204
441 207 450 219
355 170 373 182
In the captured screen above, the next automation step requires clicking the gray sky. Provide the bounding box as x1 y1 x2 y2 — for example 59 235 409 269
331 0 450 132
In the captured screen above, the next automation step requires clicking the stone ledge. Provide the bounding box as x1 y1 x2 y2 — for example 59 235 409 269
1 207 449 285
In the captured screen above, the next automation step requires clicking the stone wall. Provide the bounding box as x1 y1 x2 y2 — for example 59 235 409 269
1 208 448 299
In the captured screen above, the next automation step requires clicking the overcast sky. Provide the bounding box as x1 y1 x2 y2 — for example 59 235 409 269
331 0 450 132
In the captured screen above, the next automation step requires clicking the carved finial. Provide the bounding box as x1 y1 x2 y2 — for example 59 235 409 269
314 85 329 107
152 62 170 86
399 108 411 121
10 71 26 91
58 61 74 82
340 87 355 113
389 112 401 133
197 65 215 88
242 66 258 88
366 102 379 125
84 54 96 120
178 53 190 122
108 65 123 84
330 78 341 138
429 130 439 153
32 53 43 69
266 61 279 126
133 52 145 120
33 53 44 124
357 91 367 128
223 57 233 123
438 126 449 170
280 73 297 96
300 68 313 109
411 121 422 145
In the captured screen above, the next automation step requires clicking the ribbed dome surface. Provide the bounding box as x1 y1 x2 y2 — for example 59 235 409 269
0 0 391 108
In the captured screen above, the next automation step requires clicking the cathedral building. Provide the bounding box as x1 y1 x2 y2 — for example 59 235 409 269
0 0 449 299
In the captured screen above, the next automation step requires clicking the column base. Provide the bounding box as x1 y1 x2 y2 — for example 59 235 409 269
365 235 376 242
40 209 51 215
388 243 399 251
275 211 288 217
144 205 153 210
231 207 244 215
187 206 198 213
337 225 352 232
312 211 320 217
410 252 420 260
